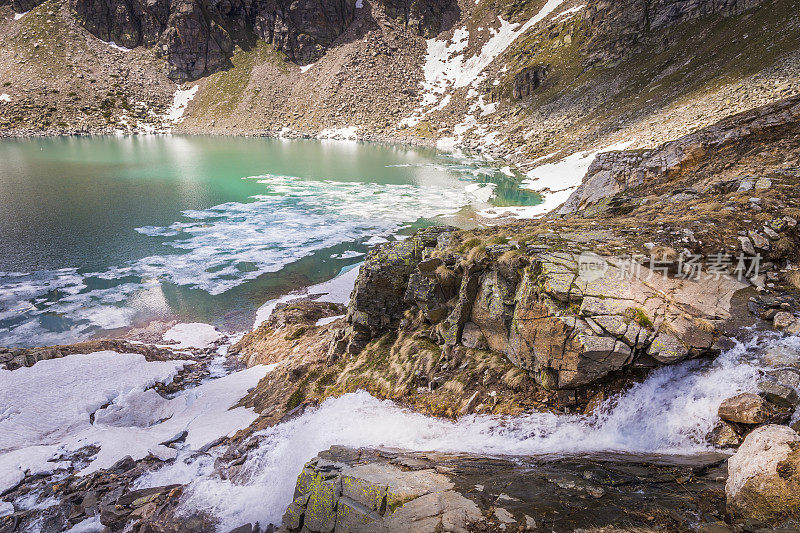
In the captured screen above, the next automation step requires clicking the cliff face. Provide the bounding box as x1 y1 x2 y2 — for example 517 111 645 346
65 0 458 80
583 0 766 64
69 0 359 80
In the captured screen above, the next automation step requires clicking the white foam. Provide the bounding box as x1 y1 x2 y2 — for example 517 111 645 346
162 323 222 349
143 333 786 531
165 85 199 123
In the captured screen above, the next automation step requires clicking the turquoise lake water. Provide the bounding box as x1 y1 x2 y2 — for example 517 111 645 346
0 135 539 347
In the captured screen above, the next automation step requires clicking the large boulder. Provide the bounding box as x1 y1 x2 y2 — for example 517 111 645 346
718 393 771 425
726 425 800 522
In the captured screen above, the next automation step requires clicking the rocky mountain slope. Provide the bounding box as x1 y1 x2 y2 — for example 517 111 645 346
2 0 799 165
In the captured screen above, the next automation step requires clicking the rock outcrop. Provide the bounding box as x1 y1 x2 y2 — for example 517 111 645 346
279 446 731 532
726 424 800 523
0 339 180 370
332 227 748 390
560 94 800 214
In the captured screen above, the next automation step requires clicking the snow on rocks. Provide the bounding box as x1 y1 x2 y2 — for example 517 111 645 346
162 323 222 349
417 0 565 109
317 126 359 140
0 350 275 494
0 352 187 492
13 11 29 20
253 264 361 329
164 85 199 123
0 94 10 103
107 41 132 52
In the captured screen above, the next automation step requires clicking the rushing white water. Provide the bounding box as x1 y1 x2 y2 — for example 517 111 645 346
135 333 797 531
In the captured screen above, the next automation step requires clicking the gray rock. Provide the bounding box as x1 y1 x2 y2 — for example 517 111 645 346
754 178 772 190
738 237 756 256
758 380 800 408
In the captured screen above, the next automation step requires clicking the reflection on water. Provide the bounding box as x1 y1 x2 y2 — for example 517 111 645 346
0 135 540 347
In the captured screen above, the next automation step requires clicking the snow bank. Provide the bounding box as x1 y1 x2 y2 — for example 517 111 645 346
0 351 273 493
162 323 222 349
419 0 564 107
317 126 359 140
315 315 345 327
553 4 585 21
165 85 199 123
107 41 132 52
481 140 633 218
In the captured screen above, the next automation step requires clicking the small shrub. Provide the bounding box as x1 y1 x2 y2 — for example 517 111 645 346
625 307 653 329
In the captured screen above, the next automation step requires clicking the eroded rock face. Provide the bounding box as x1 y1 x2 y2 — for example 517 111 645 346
330 226 455 358
726 425 800 522
333 227 747 390
560 94 800 214
69 0 358 80
279 446 731 532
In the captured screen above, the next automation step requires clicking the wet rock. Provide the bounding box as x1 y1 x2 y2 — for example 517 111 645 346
758 380 800 408
718 393 770 425
726 425 800 521
280 446 731 532
708 421 743 448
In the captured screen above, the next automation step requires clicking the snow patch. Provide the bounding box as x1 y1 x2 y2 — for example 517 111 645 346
0 351 274 493
253 263 361 329
107 41 132 52
162 323 222 349
0 94 10 103
504 140 634 217
315 315 345 327
465 183 497 203
419 0 564 107
318 126 359 140
553 4 585 21
299 63 315 73
165 85 199 123
13 11 29 20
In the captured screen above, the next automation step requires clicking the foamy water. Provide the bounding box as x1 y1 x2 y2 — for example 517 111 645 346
136 333 795 531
